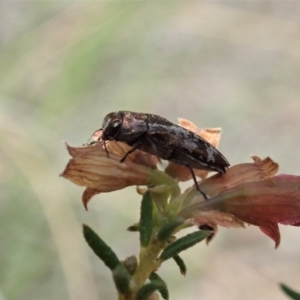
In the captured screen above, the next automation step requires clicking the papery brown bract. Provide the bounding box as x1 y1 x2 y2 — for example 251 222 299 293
192 210 245 244
61 142 157 209
199 156 279 198
90 130 159 169
180 169 300 248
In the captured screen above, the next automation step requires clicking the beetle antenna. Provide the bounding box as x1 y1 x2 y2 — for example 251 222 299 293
103 141 110 158
186 165 208 201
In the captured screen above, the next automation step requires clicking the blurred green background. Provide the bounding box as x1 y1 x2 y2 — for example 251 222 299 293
1 1 300 300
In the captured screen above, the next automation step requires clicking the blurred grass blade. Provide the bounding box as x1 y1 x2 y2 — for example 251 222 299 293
149 272 169 300
157 217 184 242
140 191 153 247
112 264 131 295
83 224 120 271
159 230 211 261
280 283 300 300
172 254 187 276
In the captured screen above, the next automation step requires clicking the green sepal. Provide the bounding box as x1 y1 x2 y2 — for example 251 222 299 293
280 284 300 300
139 191 153 247
136 280 165 300
157 217 184 243
149 273 169 300
172 254 187 276
83 224 120 271
112 264 131 295
159 230 211 261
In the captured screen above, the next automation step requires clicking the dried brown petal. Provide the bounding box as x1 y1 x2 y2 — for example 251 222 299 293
106 141 159 170
192 210 245 229
180 174 300 248
82 188 101 210
200 156 278 197
61 142 156 208
192 210 245 244
90 130 158 169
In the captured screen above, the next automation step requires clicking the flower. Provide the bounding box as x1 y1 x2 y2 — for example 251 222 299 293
178 156 300 248
62 119 300 248
61 141 175 210
90 129 159 169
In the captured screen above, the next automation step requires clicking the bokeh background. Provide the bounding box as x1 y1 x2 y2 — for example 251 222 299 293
1 1 300 300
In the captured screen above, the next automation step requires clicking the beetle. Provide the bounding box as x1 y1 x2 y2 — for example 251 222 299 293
97 111 230 200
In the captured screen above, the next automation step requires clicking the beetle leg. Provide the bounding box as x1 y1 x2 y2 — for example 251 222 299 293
119 143 141 163
186 165 208 201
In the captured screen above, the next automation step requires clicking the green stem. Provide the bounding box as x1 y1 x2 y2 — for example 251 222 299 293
117 174 180 299
134 246 162 287
118 242 164 300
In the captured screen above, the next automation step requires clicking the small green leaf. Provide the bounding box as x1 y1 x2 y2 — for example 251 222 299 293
149 273 169 300
157 217 184 243
159 230 211 261
140 191 153 247
136 281 165 300
280 283 300 300
172 254 187 276
83 224 120 271
112 264 131 295
127 224 140 232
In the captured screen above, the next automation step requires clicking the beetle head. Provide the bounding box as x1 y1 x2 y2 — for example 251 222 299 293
102 111 123 141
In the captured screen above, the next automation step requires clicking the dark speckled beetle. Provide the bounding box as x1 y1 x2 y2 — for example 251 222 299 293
99 111 229 199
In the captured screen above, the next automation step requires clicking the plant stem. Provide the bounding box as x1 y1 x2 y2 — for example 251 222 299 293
118 240 163 300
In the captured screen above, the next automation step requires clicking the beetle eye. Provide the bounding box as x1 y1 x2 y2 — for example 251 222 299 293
106 120 121 138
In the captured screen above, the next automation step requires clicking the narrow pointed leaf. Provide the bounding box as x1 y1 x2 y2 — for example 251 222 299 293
140 191 153 247
112 264 131 295
159 230 211 261
280 284 300 300
157 217 184 242
83 224 120 270
172 254 187 276
136 281 164 300
149 273 169 300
